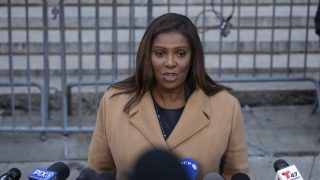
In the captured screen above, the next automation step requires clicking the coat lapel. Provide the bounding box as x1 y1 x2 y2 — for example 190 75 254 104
167 89 211 149
128 91 168 149
128 90 211 150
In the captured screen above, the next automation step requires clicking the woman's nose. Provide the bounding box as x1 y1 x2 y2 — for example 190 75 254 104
164 54 176 67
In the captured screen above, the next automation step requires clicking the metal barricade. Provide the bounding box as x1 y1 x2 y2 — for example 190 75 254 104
0 0 48 132
0 0 319 132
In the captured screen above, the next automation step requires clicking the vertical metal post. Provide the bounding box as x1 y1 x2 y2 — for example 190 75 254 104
235 0 241 77
303 0 311 77
252 0 258 77
7 0 16 127
269 0 276 77
201 0 206 71
286 0 293 77
218 0 223 77
59 0 68 131
95 0 101 81
201 0 205 44
112 0 118 81
94 0 101 113
185 0 188 16
25 0 33 128
129 0 136 74
42 0 49 128
76 0 84 126
147 0 153 25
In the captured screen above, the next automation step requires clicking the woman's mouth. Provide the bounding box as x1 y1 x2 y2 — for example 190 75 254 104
162 72 177 81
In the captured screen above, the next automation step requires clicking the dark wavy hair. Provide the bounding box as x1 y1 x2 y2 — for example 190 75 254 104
111 13 230 113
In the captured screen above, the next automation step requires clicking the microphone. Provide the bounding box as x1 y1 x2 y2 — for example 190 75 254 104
273 159 304 180
0 168 21 180
96 171 116 180
203 172 224 180
28 162 70 180
180 158 198 180
47 162 70 180
130 149 188 180
231 172 250 180
75 168 97 180
76 167 115 180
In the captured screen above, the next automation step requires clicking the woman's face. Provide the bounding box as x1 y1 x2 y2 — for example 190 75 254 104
151 31 191 92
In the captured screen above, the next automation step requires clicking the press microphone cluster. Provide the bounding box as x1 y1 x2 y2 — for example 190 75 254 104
130 149 251 180
274 159 304 180
0 162 69 180
0 168 21 180
28 162 70 180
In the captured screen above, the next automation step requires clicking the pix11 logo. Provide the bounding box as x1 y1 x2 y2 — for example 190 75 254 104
28 168 57 180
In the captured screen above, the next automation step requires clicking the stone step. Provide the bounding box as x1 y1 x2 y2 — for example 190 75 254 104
0 14 316 30
0 53 319 72
0 41 318 57
0 2 317 28
1 72 319 93
0 27 317 43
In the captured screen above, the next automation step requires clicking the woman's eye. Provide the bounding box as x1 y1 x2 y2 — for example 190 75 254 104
177 51 186 57
155 51 164 57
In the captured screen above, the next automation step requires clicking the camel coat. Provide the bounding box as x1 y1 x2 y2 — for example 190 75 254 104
88 88 249 180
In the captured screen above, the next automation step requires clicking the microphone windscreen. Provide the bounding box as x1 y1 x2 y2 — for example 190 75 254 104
96 171 116 180
3 168 21 180
231 172 250 180
47 162 70 180
130 149 188 180
180 158 198 180
203 172 224 180
273 159 289 172
75 168 97 180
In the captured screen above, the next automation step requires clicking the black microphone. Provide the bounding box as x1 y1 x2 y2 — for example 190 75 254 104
130 149 188 180
47 162 70 180
76 167 116 180
0 168 21 180
96 171 116 180
231 172 250 180
28 162 70 180
75 168 97 180
273 159 289 172
203 172 224 180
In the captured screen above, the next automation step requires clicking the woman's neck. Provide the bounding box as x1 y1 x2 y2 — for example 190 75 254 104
152 87 185 109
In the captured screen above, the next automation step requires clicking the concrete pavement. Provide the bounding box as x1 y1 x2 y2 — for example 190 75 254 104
243 105 320 180
0 105 319 179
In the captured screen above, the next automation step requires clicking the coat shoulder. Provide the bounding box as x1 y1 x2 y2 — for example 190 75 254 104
210 90 240 105
102 87 131 101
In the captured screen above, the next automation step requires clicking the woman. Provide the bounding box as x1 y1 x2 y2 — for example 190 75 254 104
88 13 249 180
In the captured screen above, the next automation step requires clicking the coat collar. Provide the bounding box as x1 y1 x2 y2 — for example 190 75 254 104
128 89 211 149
